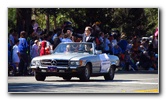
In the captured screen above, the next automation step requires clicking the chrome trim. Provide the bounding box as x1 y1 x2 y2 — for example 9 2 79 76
39 66 68 69
70 66 78 69
51 60 57 66
30 66 37 69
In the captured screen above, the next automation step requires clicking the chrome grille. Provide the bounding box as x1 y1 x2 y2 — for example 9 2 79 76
41 59 52 66
41 59 69 66
56 60 69 65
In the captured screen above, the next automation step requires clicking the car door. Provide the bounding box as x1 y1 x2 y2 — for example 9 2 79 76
98 53 111 73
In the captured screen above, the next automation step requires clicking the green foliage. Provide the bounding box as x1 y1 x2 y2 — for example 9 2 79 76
8 8 16 32
144 8 158 35
8 8 158 38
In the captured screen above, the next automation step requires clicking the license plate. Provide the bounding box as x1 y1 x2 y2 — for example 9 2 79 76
48 67 57 72
59 70 65 73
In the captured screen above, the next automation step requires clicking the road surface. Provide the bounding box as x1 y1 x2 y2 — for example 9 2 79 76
8 71 159 93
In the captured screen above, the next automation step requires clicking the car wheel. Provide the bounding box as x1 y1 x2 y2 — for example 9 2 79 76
62 76 72 81
104 66 115 81
35 72 46 81
79 64 90 81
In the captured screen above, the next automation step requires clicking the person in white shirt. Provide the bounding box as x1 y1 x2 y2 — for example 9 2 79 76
110 34 118 54
12 40 20 71
30 40 39 59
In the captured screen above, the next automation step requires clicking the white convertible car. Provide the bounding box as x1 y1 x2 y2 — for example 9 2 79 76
31 42 120 81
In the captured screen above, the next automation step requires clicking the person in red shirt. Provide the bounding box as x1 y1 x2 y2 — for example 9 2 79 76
40 40 47 56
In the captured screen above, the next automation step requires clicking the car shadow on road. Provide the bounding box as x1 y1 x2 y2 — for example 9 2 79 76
44 79 137 83
8 79 138 93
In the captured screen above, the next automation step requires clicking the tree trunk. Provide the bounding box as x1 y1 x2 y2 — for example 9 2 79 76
16 8 32 37
45 12 50 33
53 16 56 30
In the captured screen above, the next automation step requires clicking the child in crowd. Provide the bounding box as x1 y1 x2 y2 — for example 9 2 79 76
12 40 20 72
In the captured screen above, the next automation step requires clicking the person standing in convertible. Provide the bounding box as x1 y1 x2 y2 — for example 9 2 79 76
73 26 95 43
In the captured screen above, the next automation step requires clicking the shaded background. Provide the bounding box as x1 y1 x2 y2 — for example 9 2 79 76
8 8 158 38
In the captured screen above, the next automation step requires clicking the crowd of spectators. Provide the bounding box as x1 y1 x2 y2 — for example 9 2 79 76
8 20 158 76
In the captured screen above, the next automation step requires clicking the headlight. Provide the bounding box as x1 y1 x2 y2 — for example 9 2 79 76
70 61 80 66
70 60 85 66
31 60 36 66
36 60 41 66
31 60 41 66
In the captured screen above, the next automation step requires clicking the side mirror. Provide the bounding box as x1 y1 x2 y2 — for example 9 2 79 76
95 50 102 54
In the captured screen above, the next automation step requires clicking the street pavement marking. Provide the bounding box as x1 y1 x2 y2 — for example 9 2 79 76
134 78 158 80
134 89 159 93
121 81 158 85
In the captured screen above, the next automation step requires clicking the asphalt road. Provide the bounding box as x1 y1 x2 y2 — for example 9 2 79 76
8 71 159 93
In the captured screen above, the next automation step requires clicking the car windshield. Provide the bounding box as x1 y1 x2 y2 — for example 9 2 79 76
53 42 94 54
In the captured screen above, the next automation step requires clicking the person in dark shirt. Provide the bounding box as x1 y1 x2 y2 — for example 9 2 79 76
73 26 95 43
28 20 35 37
53 31 63 50
118 35 128 54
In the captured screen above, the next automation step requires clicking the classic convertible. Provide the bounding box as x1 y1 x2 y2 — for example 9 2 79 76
31 42 120 81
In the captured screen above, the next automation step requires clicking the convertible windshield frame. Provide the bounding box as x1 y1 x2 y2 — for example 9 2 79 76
53 42 95 54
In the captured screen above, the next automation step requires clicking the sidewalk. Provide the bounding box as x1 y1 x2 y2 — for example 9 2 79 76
116 70 158 74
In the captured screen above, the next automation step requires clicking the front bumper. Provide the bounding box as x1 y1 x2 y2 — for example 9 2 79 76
31 65 85 77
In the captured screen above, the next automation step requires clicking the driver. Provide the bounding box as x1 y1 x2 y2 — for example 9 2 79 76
66 44 79 52
84 44 93 54
66 45 71 52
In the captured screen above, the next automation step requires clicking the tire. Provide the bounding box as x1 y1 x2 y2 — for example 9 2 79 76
79 64 91 81
35 72 46 81
62 76 72 81
104 66 115 81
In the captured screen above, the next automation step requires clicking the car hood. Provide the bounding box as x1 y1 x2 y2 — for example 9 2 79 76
32 53 92 61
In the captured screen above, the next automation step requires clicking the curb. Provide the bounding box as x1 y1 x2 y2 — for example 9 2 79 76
115 70 158 74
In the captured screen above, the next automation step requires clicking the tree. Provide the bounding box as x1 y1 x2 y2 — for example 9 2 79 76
8 8 158 38
16 8 32 36
8 8 16 33
144 8 158 36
